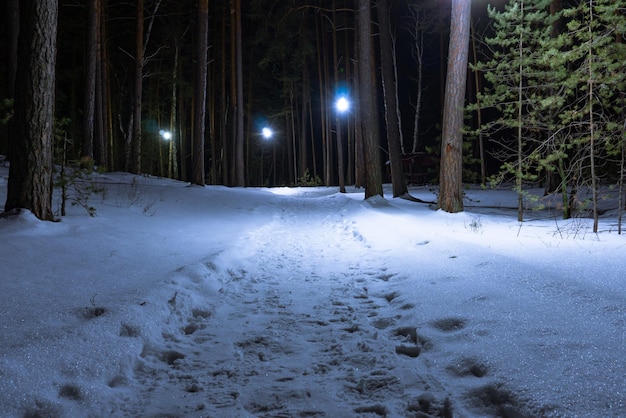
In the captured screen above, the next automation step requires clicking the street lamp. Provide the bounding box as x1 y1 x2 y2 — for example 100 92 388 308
259 126 275 185
159 129 172 140
335 96 350 114
159 129 172 177
334 94 350 193
262 126 273 140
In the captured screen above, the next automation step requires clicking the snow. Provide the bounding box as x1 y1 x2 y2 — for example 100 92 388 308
0 159 625 417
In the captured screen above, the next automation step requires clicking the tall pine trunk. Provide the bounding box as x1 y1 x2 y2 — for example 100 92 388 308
377 0 407 197
192 0 208 186
5 0 58 221
129 0 143 174
220 7 229 185
315 14 328 185
470 23 485 186
94 0 108 168
587 0 598 233
332 1 346 193
357 0 383 199
4 0 20 162
438 0 471 213
101 0 114 169
233 0 245 186
407 4 425 155
300 60 310 181
516 0 524 222
169 40 179 179
81 0 98 162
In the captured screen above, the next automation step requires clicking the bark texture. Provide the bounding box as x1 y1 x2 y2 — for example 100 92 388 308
5 0 58 221
377 0 407 197
192 0 209 186
357 0 383 199
438 0 471 213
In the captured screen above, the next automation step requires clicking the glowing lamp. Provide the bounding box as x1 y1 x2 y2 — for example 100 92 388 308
335 96 350 113
262 127 273 139
159 130 172 140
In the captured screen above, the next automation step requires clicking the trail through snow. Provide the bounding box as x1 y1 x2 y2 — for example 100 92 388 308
105 191 624 417
118 193 436 416
1 167 625 417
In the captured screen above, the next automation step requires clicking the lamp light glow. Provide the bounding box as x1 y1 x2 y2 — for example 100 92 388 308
159 130 172 140
335 96 350 113
262 127 273 139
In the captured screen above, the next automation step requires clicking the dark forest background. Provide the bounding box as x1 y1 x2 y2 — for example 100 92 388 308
0 0 505 187
1 0 625 231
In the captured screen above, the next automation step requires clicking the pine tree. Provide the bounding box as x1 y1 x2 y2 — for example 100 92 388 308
554 0 626 231
474 0 626 226
438 0 471 213
4 0 58 221
357 0 384 199
471 0 564 220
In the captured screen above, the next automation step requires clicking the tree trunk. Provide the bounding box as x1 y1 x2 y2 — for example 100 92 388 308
4 0 20 162
81 0 98 162
438 0 471 213
377 0 407 197
221 7 229 185
470 23 485 186
353 22 364 189
207 38 216 184
101 0 114 170
332 1 346 193
5 0 58 221
192 0 208 186
169 40 179 179
323 27 334 186
619 119 625 234
344 6 354 186
284 91 294 184
544 0 564 197
289 82 297 184
357 0 383 199
407 4 425 155
587 1 598 233
130 0 143 174
179 82 188 182
94 0 108 168
300 60 310 180
233 0 245 186
315 15 326 184
516 0 524 222
550 0 563 37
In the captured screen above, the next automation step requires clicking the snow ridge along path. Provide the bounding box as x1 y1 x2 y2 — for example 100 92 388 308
114 192 547 417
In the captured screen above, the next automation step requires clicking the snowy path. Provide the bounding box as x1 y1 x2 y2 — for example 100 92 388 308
106 192 625 418
2 171 625 417
114 195 462 417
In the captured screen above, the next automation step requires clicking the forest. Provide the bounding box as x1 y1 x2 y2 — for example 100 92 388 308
1 0 625 231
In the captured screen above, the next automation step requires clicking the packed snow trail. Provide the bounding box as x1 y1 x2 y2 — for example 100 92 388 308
2 171 625 417
115 193 433 416
102 190 624 417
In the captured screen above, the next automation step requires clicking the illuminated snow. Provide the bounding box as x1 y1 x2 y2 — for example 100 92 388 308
0 159 624 417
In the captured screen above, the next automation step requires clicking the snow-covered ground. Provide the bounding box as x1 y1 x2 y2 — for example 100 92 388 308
0 158 624 417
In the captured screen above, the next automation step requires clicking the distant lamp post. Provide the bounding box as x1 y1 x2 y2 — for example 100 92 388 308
335 94 350 193
260 126 275 185
159 130 172 177
335 96 350 114
262 126 273 140
159 129 172 140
